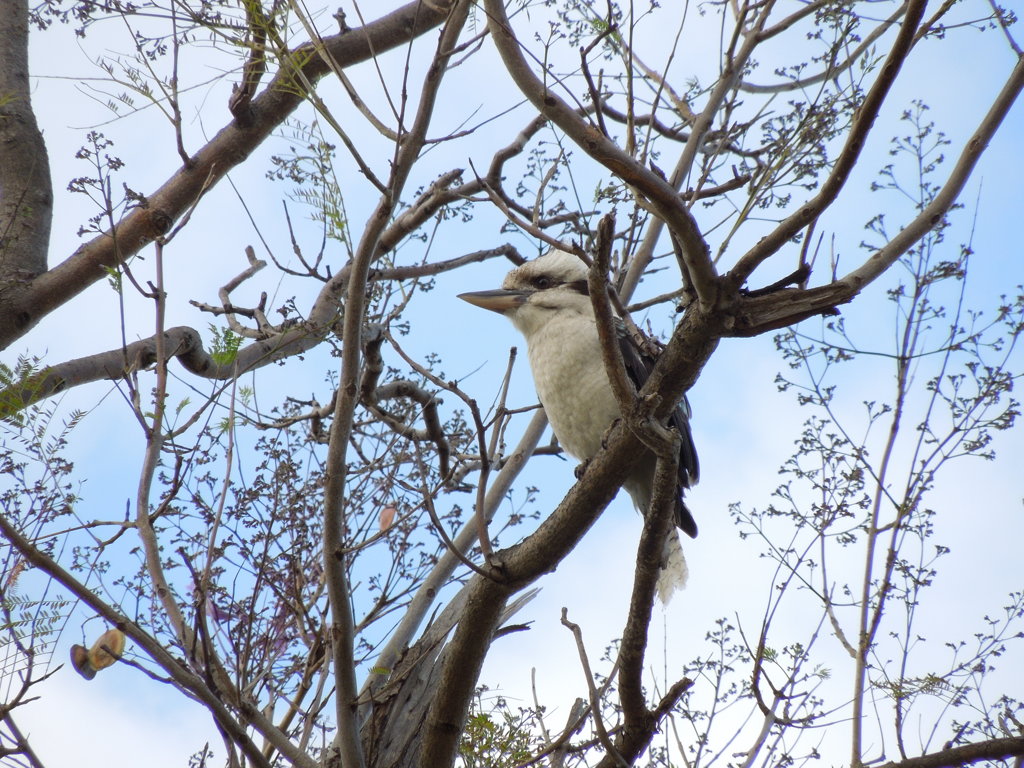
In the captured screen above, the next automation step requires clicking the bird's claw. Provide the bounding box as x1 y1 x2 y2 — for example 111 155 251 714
600 417 623 449
574 457 592 479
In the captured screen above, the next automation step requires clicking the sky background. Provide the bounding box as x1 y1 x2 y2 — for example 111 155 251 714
5 1 1023 765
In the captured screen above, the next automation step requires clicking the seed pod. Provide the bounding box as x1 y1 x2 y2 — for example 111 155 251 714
88 627 126 671
70 644 95 680
70 627 126 680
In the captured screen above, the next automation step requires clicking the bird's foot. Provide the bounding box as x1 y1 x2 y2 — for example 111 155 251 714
600 418 623 449
574 457 592 480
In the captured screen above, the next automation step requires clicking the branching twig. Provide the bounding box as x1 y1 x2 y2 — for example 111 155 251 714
483 0 719 307
561 609 627 768
1 1 458 352
360 325 451 477
324 7 473 765
0 514 312 768
729 0 928 287
190 246 273 338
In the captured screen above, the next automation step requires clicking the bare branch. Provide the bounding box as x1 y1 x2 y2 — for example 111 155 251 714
617 443 678 725
1 714 48 768
588 212 637 413
0 1 458 350
725 51 1024 334
371 245 524 281
322 5 474 765
840 54 1024 290
360 410 548 713
0 324 318 415
482 0 719 307
728 0 929 287
360 325 451 477
473 164 585 256
561 609 627 768
190 246 273 338
0 513 314 768
875 737 1024 768
740 2 908 93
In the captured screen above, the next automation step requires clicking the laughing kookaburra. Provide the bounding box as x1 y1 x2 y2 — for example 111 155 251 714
459 249 699 602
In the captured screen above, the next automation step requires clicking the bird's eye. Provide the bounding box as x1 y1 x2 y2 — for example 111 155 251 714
533 276 553 289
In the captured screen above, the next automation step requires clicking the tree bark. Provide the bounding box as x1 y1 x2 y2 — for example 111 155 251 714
0 0 53 339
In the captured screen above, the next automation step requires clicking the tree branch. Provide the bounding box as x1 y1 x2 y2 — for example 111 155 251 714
322 5 473 765
561 610 627 768
359 410 548 715
0 324 316 416
0 0 457 350
0 0 53 330
588 213 637 413
723 51 1024 335
740 2 908 93
840 54 1024 290
482 0 719 308
0 513 314 768
876 737 1024 768
728 0 928 288
618 447 677 695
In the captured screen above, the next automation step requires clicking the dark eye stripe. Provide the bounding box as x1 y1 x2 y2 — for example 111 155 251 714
567 280 589 296
526 276 590 294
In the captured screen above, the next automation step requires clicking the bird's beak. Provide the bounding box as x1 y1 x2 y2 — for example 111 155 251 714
457 289 530 315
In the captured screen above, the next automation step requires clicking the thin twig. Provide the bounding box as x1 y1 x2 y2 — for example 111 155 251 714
561 609 628 768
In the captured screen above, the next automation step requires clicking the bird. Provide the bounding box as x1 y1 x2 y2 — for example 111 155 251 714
458 249 699 601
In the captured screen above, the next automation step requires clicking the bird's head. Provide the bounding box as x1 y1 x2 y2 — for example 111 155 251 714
458 250 592 337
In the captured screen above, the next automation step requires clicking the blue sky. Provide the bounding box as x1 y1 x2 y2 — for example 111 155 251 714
7 2 1024 765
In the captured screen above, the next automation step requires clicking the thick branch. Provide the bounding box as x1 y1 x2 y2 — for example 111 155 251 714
0 1 456 350
723 52 1024 335
593 675 692 768
361 585 539 767
876 737 1024 768
0 0 53 326
589 214 637 413
617 447 677 732
416 429 634 765
0 324 321 415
